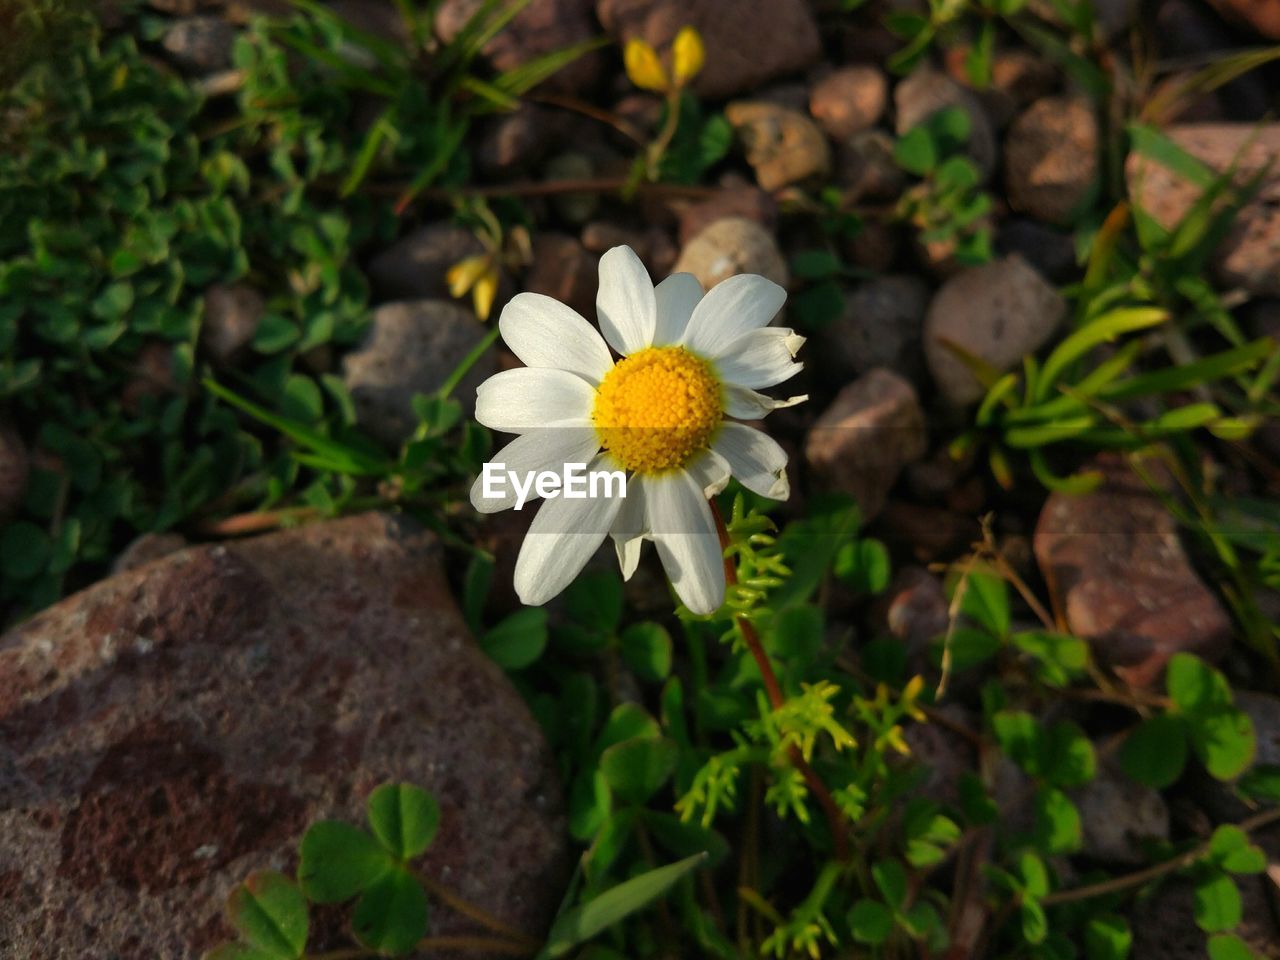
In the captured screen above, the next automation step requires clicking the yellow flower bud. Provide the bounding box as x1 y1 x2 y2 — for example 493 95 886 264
445 254 489 299
472 265 500 321
671 26 705 87
624 38 668 93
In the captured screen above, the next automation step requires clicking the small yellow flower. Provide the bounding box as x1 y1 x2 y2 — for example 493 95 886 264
671 26 705 87
624 38 668 93
446 254 501 320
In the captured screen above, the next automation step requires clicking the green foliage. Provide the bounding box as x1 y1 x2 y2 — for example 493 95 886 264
894 107 993 266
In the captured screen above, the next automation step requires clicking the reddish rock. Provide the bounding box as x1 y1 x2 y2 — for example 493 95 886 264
1033 455 1233 688
596 0 821 99
817 275 931 385
1208 0 1280 38
1005 96 1099 225
1127 124 1280 296
836 129 905 202
110 532 189 575
804 369 927 521
435 0 602 92
725 101 831 191
524 233 599 320
0 514 567 958
809 66 888 141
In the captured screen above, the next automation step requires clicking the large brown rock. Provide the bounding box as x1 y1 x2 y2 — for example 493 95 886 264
672 217 789 291
725 101 831 191
923 254 1066 405
597 0 821 99
804 368 927 521
1034 455 1233 688
0 513 568 959
1005 96 1099 225
1127 124 1280 295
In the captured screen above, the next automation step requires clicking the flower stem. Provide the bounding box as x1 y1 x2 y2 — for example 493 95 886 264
709 501 851 863
413 869 541 951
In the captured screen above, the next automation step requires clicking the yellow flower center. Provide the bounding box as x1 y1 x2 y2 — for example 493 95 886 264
592 346 723 473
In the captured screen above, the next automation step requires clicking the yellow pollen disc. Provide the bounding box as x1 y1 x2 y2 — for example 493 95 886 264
592 346 723 474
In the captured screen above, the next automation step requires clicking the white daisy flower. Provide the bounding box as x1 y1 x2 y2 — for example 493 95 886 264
471 245 806 614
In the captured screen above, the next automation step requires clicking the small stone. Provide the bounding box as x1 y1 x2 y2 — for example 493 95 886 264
0 514 567 957
111 532 189 575
524 233 598 320
366 223 487 303
808 66 888 141
902 706 976 806
977 49 1060 128
837 129 906 201
1070 758 1169 864
725 101 831 192
475 102 560 176
804 368 927 521
341 300 496 446
677 184 777 247
879 502 979 563
881 565 950 670
996 219 1078 284
596 0 821 100
1005 96 1099 225
161 16 236 74
924 254 1066 405
817 275 931 384
435 0 602 92
1033 454 1233 688
844 218 902 274
0 423 29 517
894 66 997 181
673 217 789 291
1127 124 1280 295
200 283 264 365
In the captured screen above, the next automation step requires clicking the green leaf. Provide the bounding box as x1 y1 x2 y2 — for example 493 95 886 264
298 821 392 903
1085 914 1132 960
791 249 842 280
352 867 428 956
619 622 673 682
1041 721 1095 788
1209 825 1266 875
1189 706 1256 781
894 125 937 175
790 280 845 330
566 571 624 633
543 854 707 957
1208 933 1261 960
992 710 1040 770
481 607 548 670
1194 871 1242 933
596 703 661 753
599 737 679 805
1034 786 1082 854
1011 631 1088 687
834 538 891 594
1120 714 1188 788
1019 850 1050 898
1236 764 1280 803
367 783 440 861
769 605 823 661
848 899 894 945
1167 653 1233 717
872 858 908 910
1 521 52 579
959 568 1009 638
1021 896 1048 944
225 871 308 959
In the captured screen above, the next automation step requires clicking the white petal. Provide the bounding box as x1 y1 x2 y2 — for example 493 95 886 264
680 273 786 358
499 292 614 383
652 272 702 347
724 385 808 420
597 246 656 355
514 455 624 606
685 447 732 498
470 426 601 513
609 476 647 580
641 471 725 615
713 422 790 500
475 368 596 432
713 328 805 390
